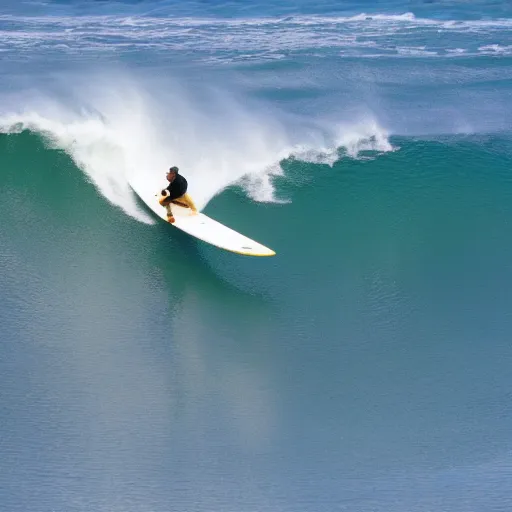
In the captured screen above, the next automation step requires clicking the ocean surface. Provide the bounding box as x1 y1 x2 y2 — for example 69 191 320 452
1 1 512 511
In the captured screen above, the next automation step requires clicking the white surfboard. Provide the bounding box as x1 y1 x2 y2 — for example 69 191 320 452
130 185 276 257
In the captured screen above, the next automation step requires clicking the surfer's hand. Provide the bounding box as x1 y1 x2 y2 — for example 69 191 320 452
167 215 175 224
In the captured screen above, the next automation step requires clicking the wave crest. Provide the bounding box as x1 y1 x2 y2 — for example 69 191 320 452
0 73 393 221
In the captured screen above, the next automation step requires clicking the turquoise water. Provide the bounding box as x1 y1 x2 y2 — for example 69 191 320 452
1 1 512 511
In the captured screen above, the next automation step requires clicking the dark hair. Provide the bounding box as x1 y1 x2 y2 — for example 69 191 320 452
169 166 179 173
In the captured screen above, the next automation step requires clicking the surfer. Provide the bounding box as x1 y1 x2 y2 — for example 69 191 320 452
158 166 198 224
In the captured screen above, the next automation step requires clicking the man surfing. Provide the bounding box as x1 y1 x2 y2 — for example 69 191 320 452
158 166 198 224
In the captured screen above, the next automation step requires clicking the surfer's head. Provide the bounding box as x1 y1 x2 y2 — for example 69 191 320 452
167 166 179 182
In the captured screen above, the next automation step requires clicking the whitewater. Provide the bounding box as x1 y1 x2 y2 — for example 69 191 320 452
0 70 393 223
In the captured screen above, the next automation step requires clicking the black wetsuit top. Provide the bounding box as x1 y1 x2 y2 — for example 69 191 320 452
164 174 188 200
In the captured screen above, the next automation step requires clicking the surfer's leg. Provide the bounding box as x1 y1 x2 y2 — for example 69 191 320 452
179 193 198 212
170 194 196 212
165 202 175 222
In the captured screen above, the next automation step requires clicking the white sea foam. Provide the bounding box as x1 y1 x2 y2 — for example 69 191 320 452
0 72 393 222
0 12 510 61
478 44 512 55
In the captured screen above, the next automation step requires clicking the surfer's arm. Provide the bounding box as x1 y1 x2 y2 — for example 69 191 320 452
158 189 170 206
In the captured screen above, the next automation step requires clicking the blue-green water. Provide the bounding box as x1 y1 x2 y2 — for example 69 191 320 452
1 2 512 511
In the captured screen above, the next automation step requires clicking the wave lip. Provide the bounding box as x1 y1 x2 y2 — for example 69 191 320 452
0 110 155 224
242 121 395 203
